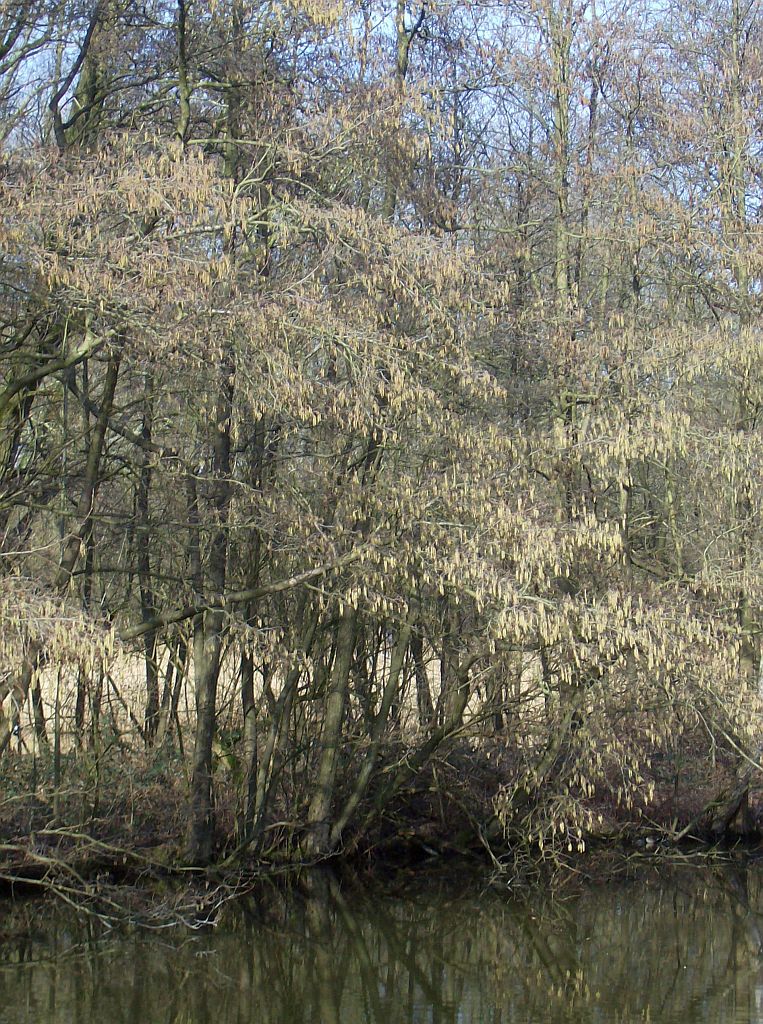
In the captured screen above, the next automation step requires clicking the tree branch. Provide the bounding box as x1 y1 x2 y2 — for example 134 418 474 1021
118 548 367 642
0 327 109 420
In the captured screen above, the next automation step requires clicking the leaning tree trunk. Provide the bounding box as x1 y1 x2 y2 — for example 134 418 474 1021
303 611 357 858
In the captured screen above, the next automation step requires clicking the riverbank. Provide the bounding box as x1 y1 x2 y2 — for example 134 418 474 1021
1 737 760 923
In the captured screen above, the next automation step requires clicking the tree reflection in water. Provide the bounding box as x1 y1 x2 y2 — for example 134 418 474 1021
2 866 763 1022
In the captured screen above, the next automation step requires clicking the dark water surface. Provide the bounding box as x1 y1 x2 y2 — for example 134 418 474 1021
3 861 763 1023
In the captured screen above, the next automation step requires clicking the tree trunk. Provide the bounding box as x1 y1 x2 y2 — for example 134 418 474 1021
0 640 42 757
411 631 434 729
184 341 233 862
304 612 357 857
187 608 224 864
330 620 411 849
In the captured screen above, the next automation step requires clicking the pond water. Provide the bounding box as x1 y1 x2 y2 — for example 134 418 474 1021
2 860 763 1023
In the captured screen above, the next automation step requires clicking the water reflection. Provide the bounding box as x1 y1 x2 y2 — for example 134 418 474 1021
3 863 763 1022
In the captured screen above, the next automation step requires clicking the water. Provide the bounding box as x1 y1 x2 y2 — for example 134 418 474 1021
2 862 763 1022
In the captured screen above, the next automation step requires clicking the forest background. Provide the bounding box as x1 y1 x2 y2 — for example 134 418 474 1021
0 0 762 878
